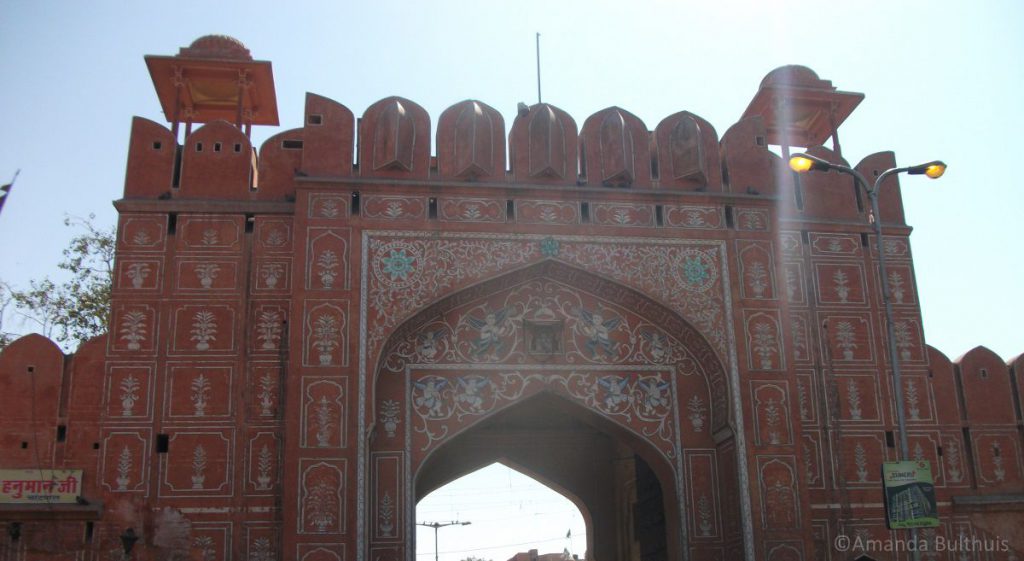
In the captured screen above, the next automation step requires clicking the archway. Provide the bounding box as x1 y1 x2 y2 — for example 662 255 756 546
367 260 738 561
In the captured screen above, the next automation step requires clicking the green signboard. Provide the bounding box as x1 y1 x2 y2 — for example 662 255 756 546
883 461 939 529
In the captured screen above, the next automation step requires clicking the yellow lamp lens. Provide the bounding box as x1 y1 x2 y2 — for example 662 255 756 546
789 156 814 173
924 164 946 179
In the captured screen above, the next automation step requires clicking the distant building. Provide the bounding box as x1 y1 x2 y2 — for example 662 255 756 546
1 34 1022 561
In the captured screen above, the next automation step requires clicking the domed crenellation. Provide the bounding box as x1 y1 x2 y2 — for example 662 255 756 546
178 34 253 61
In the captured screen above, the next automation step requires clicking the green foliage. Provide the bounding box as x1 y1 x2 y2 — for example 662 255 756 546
3 215 114 351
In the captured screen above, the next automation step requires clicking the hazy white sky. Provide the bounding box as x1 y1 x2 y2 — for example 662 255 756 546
1 1 1022 558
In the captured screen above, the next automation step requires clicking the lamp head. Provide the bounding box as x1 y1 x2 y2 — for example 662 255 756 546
906 160 946 179
788 153 832 174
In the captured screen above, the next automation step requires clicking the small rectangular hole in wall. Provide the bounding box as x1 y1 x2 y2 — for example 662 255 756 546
756 136 766 146
651 154 659 180
937 445 943 457
428 198 438 220
351 192 361 216
156 434 169 453
234 143 242 153
580 202 590 223
506 200 515 221
245 214 255 234
860 233 869 247
885 431 895 448
167 213 178 235
27 365 35 373
282 139 304 150
655 205 664 227
56 425 66 443
214 142 222 153
21 442 28 449
195 142 203 152
724 205 735 229
172 145 182 187
928 369 934 378
308 114 323 125
92 442 100 450
980 368 988 379
152 141 162 150
85 522 94 543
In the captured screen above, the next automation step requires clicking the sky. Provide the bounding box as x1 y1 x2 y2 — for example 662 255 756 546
0 0 1022 559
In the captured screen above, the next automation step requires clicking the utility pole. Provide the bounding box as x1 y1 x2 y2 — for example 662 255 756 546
417 520 471 561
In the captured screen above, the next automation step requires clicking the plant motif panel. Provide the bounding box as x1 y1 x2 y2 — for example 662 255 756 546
875 235 911 259
405 368 680 466
176 216 243 252
744 311 785 371
159 431 233 496
836 434 885 486
514 200 580 225
974 433 1023 486
302 379 346 449
306 229 350 290
738 241 775 300
105 365 154 420
901 374 933 422
789 312 813 364
116 258 162 291
244 526 280 561
885 314 925 363
308 194 350 220
372 454 402 541
253 258 292 293
303 301 348 367
119 215 167 251
757 457 800 530
175 259 239 291
820 314 874 363
110 303 158 354
249 364 283 420
685 451 720 540
779 232 801 256
793 371 816 426
438 197 506 223
165 364 232 420
298 460 345 535
364 233 730 372
246 431 281 494
940 432 969 487
251 302 288 355
832 375 880 423
808 233 861 257
814 263 865 305
878 264 917 305
590 202 656 227
752 383 792 446
362 195 428 220
735 208 770 231
100 431 149 494
663 205 724 229
800 432 825 490
189 524 229 561
170 304 237 354
906 434 942 485
782 262 806 306
255 217 292 253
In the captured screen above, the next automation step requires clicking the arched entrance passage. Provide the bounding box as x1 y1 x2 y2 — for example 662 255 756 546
415 391 675 561
367 260 738 561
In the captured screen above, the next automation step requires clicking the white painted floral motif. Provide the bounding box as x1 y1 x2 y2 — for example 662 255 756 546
697 494 713 536
131 230 152 246
889 271 906 304
795 379 809 421
803 445 818 485
913 442 926 461
846 378 862 420
687 395 706 432
256 444 273 490
194 263 220 288
462 204 483 221
256 310 283 351
192 445 207 489
193 536 215 561
834 321 857 360
764 478 795 526
201 229 219 246
260 263 284 289
126 263 150 289
746 261 768 298
854 442 868 482
313 314 341 365
305 480 337 532
946 439 963 483
751 322 777 369
249 537 273 561
191 310 217 351
762 398 782 445
380 400 401 438
784 269 797 301
790 321 807 361
894 321 913 360
905 379 920 420
539 206 558 223
683 210 706 227
257 373 275 417
992 442 1006 482
319 198 341 218
833 270 850 303
314 396 335 447
379 492 395 537
316 250 340 288
120 310 147 351
264 228 287 247
116 446 132 490
191 374 211 416
120 375 140 416
385 201 404 218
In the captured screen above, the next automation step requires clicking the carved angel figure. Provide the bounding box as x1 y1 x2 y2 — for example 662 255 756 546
598 376 630 410
638 377 669 415
413 378 448 418
467 308 511 360
455 376 489 412
416 329 445 360
578 308 621 358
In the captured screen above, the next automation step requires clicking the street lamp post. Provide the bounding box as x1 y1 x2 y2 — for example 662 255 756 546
417 520 471 561
790 152 945 559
